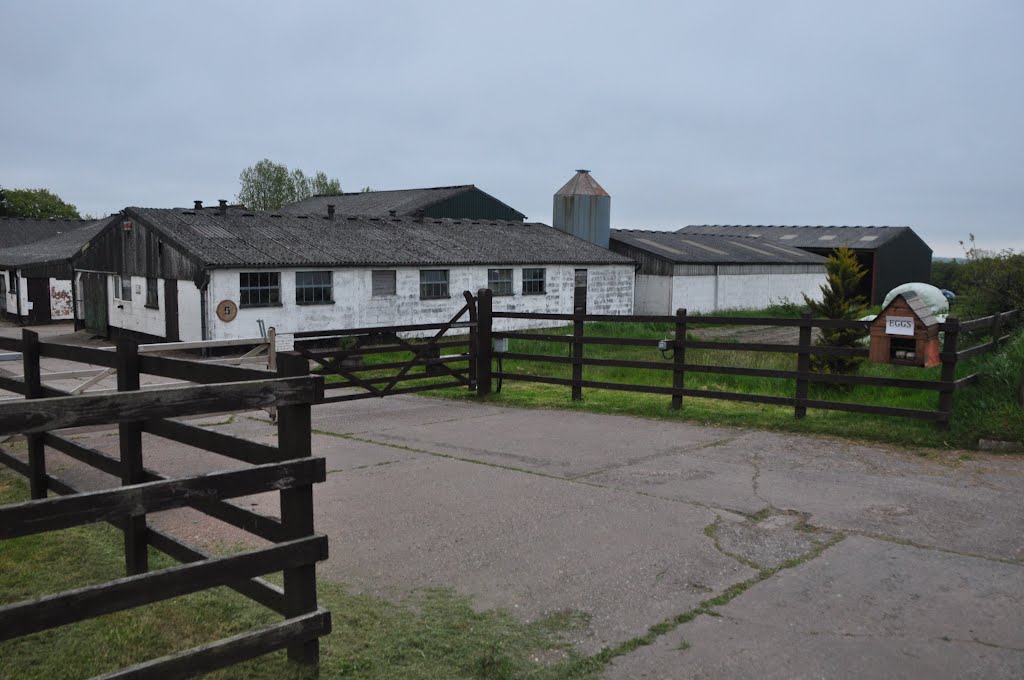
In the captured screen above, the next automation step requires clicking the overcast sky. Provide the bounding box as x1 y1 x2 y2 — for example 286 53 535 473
2 1 1021 257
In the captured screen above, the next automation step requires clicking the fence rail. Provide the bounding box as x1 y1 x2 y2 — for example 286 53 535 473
477 290 1019 429
0 331 330 678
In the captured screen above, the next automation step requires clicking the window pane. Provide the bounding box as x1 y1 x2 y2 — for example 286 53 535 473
522 268 545 295
419 270 449 299
296 271 332 304
239 271 280 307
488 268 513 296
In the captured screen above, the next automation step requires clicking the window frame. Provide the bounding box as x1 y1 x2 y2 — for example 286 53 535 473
419 269 450 300
239 271 281 308
295 270 334 305
371 270 397 297
145 277 159 309
487 268 514 297
522 267 546 296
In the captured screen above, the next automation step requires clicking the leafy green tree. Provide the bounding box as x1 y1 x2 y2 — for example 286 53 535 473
236 159 341 211
803 246 869 375
954 234 1024 318
0 186 81 219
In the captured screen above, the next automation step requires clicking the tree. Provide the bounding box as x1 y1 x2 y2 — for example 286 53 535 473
954 234 1024 318
236 159 342 211
0 186 81 219
803 246 869 375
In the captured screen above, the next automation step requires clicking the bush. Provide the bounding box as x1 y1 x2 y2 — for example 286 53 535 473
953 236 1024 318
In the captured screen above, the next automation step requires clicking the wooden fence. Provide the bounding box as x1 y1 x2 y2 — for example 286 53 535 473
472 289 1020 429
0 331 330 678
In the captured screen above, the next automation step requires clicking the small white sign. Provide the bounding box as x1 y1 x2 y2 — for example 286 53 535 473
885 316 915 336
275 333 295 352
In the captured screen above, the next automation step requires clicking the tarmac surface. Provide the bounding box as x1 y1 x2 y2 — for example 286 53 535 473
2 322 1022 678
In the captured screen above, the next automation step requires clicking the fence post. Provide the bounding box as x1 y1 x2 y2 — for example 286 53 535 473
937 317 960 430
671 308 687 410
276 352 321 668
267 326 278 371
571 306 584 401
464 291 478 392
116 337 148 575
991 312 1002 352
476 288 493 397
21 330 46 500
794 312 812 419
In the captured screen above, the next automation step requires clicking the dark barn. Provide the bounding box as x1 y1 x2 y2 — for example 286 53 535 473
678 225 932 306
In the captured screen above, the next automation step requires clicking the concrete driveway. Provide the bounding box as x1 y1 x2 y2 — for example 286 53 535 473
9 375 1024 677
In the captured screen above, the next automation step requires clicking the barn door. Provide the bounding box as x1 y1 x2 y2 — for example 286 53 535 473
164 279 179 341
26 278 51 324
82 273 109 336
574 269 588 314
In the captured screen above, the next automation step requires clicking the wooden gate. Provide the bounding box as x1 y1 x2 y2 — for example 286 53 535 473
286 294 478 404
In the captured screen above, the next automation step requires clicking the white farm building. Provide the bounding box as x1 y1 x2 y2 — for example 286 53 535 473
70 204 635 341
609 229 828 314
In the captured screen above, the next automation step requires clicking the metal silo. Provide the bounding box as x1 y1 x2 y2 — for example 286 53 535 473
552 169 611 248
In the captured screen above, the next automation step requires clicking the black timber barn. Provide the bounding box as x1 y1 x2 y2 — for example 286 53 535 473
678 225 932 305
280 185 527 221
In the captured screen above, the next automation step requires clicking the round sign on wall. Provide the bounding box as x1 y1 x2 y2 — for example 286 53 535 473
217 299 238 322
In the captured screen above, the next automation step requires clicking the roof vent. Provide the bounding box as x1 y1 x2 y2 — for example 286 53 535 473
327 204 335 219
388 209 396 217
218 199 227 215
194 200 203 210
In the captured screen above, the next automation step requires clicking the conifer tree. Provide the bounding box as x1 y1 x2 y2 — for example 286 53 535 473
803 246 869 375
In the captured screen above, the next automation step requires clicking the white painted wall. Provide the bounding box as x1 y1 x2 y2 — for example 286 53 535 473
177 281 203 341
669 269 827 313
203 264 635 340
106 275 166 337
0 270 10 315
634 275 672 315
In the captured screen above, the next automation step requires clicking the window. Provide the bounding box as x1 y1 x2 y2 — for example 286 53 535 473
296 271 333 304
522 268 546 295
145 277 159 308
487 268 513 296
371 270 396 297
419 270 449 300
114 275 131 301
239 272 280 307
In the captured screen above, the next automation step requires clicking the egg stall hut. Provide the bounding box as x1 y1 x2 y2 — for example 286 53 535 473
868 292 940 368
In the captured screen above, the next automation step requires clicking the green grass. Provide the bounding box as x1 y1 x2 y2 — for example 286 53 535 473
411 320 1022 450
0 473 595 680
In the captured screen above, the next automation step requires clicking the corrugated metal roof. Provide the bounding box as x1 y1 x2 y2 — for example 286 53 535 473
610 229 825 265
678 224 915 249
129 208 633 268
0 216 103 249
279 185 526 220
554 170 610 197
0 218 111 268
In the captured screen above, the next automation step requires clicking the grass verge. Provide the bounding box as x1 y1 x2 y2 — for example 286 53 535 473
0 472 593 680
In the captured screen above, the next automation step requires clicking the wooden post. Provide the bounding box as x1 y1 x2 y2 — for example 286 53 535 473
464 291 479 392
116 337 148 575
276 352 320 668
937 317 960 430
267 327 278 372
671 308 687 410
571 306 584 401
794 312 812 419
21 330 46 500
477 288 493 397
991 312 1002 352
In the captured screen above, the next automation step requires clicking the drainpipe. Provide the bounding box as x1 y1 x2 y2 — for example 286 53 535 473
14 269 22 322
713 265 720 312
199 271 210 341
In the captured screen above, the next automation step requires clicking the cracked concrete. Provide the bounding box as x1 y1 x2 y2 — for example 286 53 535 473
10 390 1024 677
